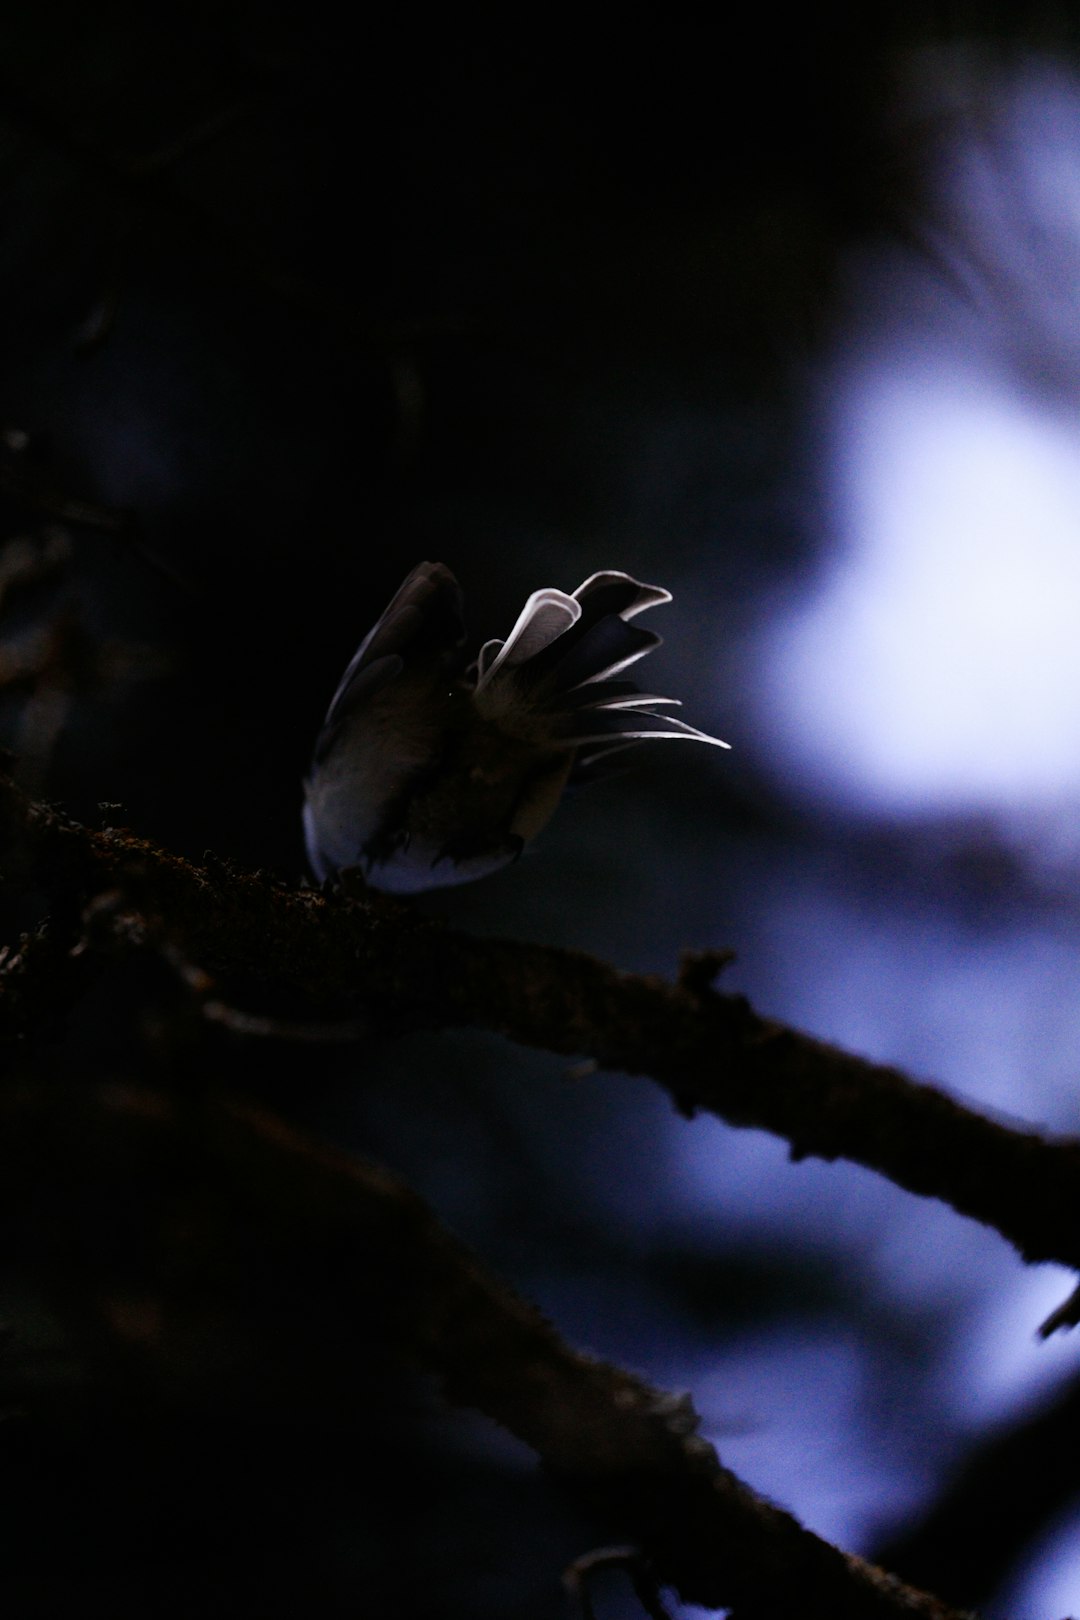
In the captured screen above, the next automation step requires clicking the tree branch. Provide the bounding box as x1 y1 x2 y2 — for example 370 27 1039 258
3 770 1080 1276
0 1077 975 1620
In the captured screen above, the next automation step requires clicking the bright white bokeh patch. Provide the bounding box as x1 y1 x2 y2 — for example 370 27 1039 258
758 362 1080 817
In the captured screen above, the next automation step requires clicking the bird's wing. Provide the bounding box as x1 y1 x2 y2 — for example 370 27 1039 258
314 561 465 760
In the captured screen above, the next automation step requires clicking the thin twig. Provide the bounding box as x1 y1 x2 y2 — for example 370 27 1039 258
83 892 372 1042
564 1546 675 1620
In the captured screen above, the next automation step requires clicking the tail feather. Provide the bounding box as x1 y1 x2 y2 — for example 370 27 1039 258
550 706 730 749
501 572 664 694
576 683 681 710
572 571 672 619
474 588 580 692
471 567 728 756
547 617 661 692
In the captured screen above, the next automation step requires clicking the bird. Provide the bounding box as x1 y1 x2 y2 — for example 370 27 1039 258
302 561 729 892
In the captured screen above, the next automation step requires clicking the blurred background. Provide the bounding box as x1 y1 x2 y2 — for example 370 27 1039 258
3 4 1080 1615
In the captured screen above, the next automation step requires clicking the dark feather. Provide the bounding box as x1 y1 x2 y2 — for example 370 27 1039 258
508 576 655 693
545 618 661 693
322 561 465 732
312 653 404 763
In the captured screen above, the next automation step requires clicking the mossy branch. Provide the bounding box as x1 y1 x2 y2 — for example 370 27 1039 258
2 768 1079 1277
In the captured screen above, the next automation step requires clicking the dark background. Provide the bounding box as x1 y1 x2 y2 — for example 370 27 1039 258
2 5 1080 1616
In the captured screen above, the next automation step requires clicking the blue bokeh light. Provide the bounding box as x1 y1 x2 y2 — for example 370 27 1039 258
694 46 1080 1606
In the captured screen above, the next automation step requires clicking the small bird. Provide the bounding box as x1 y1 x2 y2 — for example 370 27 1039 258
303 561 729 892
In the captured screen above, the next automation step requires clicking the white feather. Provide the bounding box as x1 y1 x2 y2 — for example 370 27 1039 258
473 588 580 692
